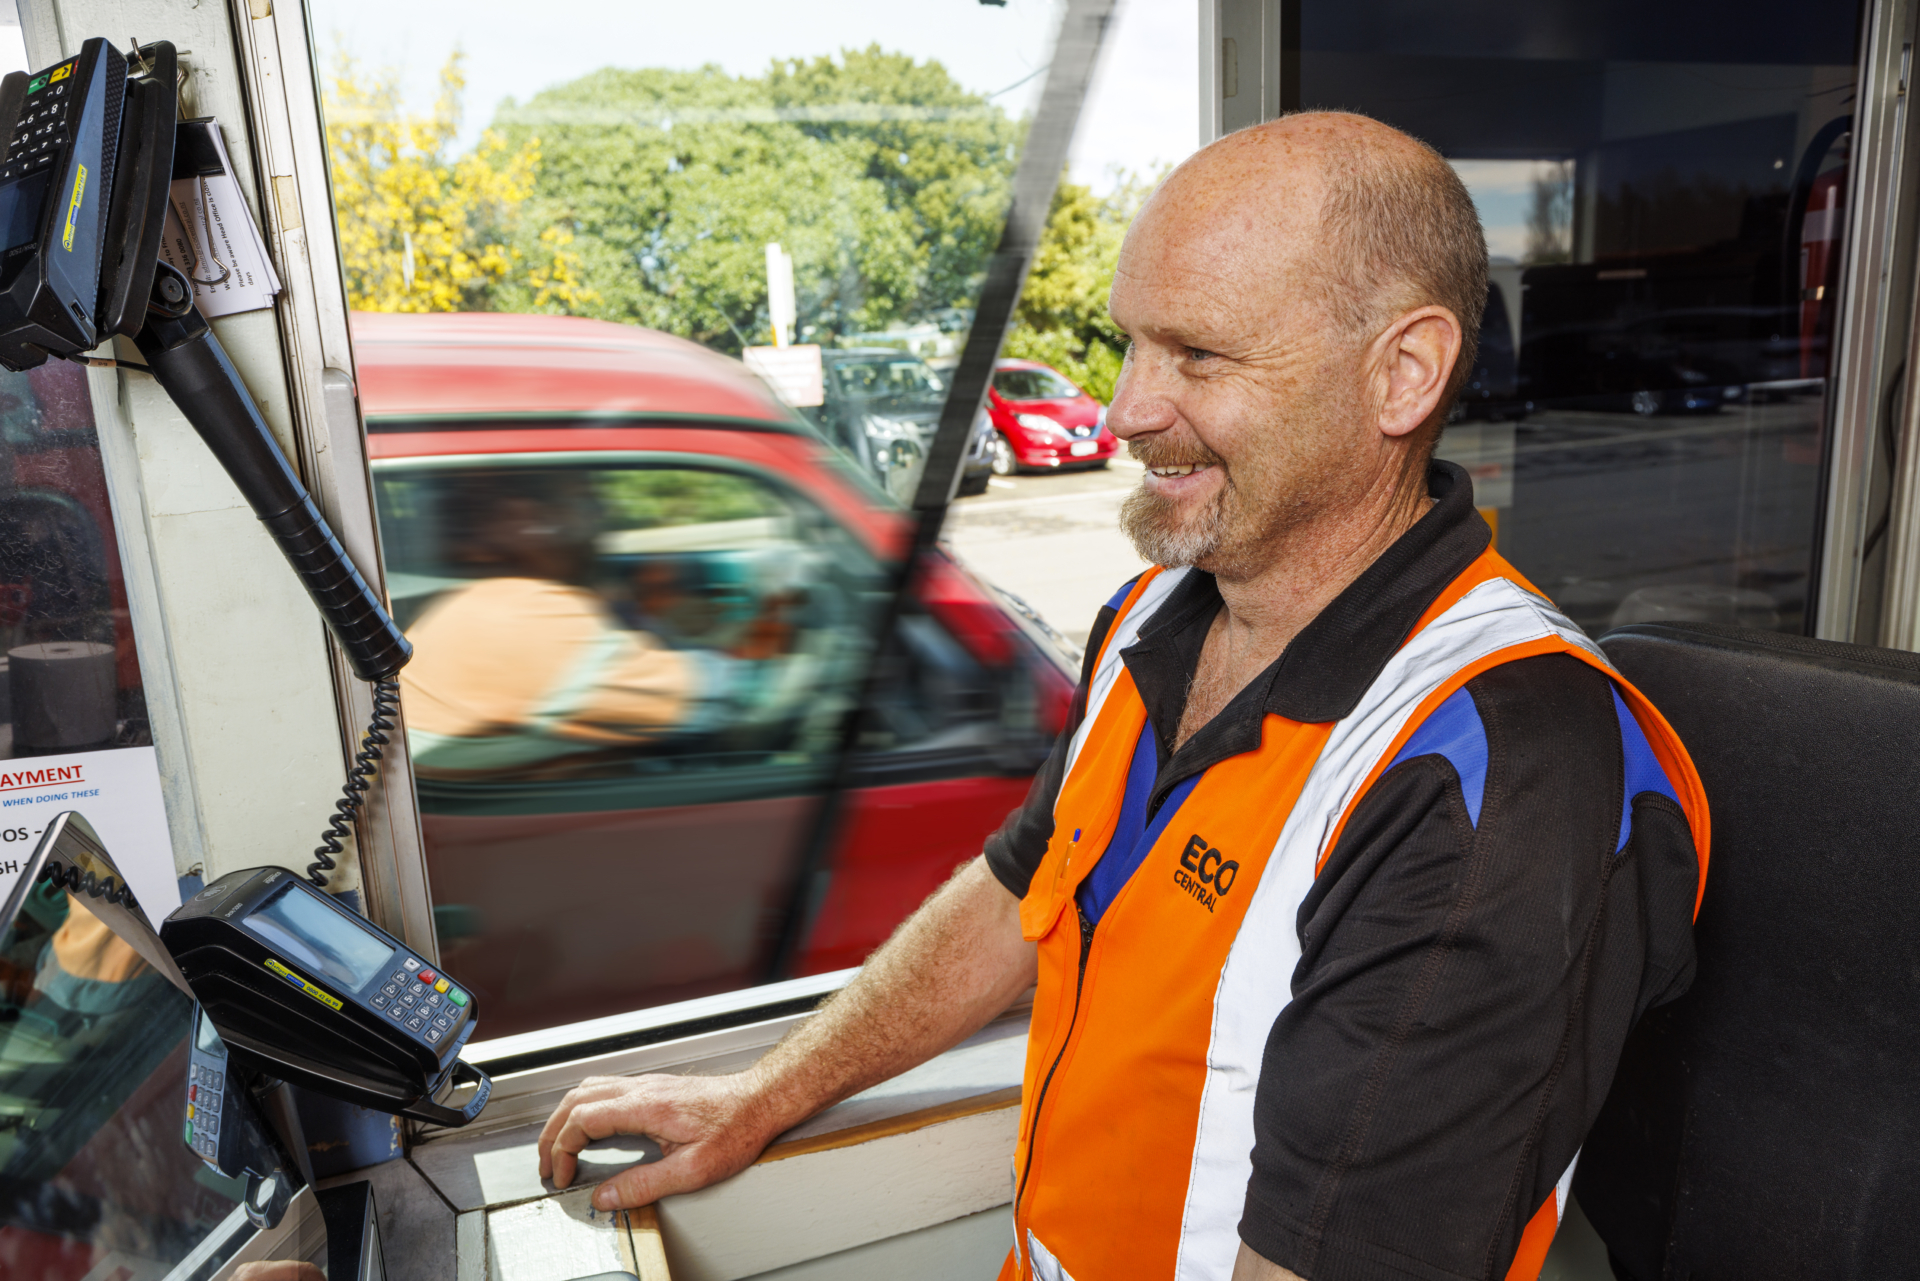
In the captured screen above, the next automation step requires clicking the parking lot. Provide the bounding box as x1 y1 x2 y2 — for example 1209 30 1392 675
942 457 1151 650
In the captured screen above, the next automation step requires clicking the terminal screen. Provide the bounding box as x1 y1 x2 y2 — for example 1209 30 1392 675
244 884 396 992
0 169 48 251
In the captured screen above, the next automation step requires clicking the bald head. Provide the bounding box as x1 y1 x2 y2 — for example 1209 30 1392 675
1105 113 1488 582
1131 112 1488 409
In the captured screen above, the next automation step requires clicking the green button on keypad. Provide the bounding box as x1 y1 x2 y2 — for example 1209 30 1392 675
447 988 468 1007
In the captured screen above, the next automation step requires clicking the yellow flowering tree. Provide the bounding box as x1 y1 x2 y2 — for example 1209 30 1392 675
325 52 593 313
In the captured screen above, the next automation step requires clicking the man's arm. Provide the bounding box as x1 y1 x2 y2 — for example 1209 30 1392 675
536 855 1036 1209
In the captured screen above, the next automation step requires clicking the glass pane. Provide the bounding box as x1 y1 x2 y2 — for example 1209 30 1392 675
0 362 153 759
321 2 1083 1032
0 886 238 1275
1300 0 1862 634
374 443 1069 1032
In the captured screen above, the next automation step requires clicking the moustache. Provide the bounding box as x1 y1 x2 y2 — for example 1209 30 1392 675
1128 436 1226 472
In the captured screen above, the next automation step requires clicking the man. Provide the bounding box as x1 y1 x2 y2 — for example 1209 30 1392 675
399 470 799 778
534 114 1708 1280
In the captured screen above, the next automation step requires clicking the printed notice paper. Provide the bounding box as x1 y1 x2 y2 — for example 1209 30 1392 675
157 119 282 319
0 746 179 922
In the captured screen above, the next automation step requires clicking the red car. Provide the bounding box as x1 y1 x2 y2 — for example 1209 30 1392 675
354 312 1075 1036
985 358 1120 474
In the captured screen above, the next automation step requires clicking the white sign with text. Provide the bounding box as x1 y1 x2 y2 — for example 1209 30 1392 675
0 746 179 922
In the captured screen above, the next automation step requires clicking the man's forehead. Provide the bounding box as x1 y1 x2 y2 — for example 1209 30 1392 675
1112 175 1322 335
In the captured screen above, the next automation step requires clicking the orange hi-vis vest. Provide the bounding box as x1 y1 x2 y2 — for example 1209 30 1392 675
1002 547 1709 1281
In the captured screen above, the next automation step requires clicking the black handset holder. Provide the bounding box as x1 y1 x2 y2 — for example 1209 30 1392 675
0 37 409 683
135 262 408 681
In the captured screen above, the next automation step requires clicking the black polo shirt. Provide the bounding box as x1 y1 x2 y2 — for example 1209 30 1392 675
985 461 1701 1280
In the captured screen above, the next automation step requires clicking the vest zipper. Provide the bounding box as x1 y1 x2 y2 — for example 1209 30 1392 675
1014 901 1096 1216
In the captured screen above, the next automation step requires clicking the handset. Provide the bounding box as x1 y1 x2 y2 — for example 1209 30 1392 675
0 39 409 683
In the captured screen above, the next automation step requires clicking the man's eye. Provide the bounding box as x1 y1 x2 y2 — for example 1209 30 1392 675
1187 347 1216 362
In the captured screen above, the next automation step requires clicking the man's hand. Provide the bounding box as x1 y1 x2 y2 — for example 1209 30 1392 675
538 1069 779 1210
533 856 1034 1211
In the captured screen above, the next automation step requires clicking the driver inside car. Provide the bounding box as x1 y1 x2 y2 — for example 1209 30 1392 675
398 470 803 779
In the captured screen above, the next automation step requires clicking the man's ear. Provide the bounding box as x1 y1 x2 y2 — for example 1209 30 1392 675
1373 305 1462 440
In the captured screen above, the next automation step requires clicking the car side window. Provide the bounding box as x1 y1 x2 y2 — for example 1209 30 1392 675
375 461 887 796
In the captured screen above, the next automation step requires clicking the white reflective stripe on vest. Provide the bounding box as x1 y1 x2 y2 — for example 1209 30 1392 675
1027 1228 1079 1281
1062 566 1193 783
1054 573 1600 1281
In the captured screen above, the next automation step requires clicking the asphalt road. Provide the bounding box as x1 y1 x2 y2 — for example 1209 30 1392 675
941 457 1150 649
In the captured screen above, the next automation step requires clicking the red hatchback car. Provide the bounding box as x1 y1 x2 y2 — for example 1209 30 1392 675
354 312 1074 1036
985 358 1120 474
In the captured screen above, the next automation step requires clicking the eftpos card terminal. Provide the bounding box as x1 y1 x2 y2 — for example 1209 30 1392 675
163 868 490 1126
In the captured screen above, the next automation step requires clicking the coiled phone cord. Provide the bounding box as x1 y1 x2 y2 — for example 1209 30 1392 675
41 861 141 910
308 678 400 888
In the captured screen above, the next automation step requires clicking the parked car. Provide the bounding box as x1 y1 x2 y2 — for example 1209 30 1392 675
800 347 993 501
986 359 1120 473
352 312 1076 1036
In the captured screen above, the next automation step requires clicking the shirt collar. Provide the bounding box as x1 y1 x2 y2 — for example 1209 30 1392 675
1121 459 1490 776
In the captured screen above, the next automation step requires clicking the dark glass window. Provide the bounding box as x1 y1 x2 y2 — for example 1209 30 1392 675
0 362 151 758
1301 0 1864 633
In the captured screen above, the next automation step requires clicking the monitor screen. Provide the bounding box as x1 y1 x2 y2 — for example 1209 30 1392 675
0 169 49 252
244 884 396 993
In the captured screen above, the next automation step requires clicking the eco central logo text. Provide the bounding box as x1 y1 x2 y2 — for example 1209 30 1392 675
1174 833 1238 913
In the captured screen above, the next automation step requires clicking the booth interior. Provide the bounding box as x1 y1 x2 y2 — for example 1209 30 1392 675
2 0 1919 1277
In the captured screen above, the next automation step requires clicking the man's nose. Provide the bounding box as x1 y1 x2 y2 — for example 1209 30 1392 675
1105 354 1178 442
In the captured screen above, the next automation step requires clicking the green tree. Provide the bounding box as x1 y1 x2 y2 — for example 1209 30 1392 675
325 52 592 312
488 51 1017 351
1003 170 1160 402
766 46 1023 318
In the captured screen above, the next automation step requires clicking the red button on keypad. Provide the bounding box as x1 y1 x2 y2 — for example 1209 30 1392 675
418 969 437 984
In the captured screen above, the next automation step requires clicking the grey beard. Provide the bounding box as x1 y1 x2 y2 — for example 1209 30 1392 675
1120 483 1231 568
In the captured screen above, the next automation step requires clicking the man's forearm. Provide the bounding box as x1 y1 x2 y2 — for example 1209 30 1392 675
744 855 1036 1133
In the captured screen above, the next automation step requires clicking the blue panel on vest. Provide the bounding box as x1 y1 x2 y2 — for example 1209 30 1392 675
1103 577 1141 612
1385 686 1489 827
1077 721 1201 927
1613 685 1680 853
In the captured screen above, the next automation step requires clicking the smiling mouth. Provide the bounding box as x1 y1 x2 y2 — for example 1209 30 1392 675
1148 462 1214 478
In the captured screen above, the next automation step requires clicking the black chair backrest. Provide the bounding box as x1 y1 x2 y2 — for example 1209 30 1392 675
1577 623 1920 1279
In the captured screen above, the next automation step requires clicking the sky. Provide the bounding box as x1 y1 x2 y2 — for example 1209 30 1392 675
1450 159 1564 261
305 0 1199 194
0 4 1532 260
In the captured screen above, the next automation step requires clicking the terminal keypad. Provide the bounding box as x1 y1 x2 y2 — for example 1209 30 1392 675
185 1063 224 1162
1 76 71 181
379 961 468 1047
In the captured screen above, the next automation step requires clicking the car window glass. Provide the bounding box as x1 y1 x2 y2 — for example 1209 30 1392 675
378 461 882 785
993 368 1081 400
